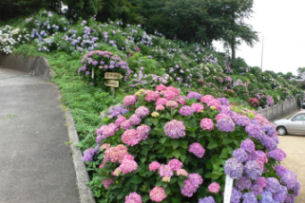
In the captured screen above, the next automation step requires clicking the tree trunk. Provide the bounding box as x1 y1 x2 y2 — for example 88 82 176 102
230 43 236 60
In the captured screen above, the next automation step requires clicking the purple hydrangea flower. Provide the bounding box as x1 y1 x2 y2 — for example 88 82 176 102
281 170 298 189
275 165 288 177
233 148 248 163
260 191 273 203
217 97 230 106
268 148 286 161
242 192 257 203
273 185 288 203
198 196 216 203
216 117 235 132
187 91 202 100
285 194 295 203
266 177 281 194
232 113 251 126
231 188 242 203
245 123 264 140
224 158 244 179
259 135 277 151
82 147 98 162
250 184 263 196
293 181 301 196
235 177 252 191
240 138 255 153
263 125 276 137
244 160 263 180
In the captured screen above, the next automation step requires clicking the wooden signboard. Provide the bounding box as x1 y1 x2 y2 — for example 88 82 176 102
105 79 119 87
105 72 123 80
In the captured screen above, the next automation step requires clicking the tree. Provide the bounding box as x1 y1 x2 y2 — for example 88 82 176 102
96 0 143 24
297 67 305 79
62 0 102 20
223 23 258 59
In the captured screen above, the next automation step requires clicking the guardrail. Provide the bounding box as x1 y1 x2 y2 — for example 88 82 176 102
257 97 298 120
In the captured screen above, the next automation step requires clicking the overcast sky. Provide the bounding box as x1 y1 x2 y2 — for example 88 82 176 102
216 0 305 75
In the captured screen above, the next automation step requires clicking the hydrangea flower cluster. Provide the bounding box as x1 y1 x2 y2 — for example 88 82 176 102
224 119 300 202
81 85 300 203
79 50 132 86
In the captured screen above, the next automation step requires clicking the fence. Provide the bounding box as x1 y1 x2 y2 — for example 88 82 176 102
257 97 298 120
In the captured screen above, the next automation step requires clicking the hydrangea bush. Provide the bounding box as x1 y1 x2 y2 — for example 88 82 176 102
0 25 30 54
83 85 300 203
78 50 132 86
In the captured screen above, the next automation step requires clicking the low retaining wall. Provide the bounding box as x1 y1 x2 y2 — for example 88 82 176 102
257 97 298 120
0 54 52 80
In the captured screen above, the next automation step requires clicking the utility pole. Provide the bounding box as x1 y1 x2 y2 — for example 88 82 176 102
260 35 264 71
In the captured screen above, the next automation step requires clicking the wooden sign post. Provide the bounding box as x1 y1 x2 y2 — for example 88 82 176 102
104 72 123 96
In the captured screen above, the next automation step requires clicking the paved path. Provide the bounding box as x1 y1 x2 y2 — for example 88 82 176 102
275 111 305 202
278 135 305 203
0 68 79 203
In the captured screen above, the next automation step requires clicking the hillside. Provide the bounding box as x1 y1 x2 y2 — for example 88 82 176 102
0 10 302 203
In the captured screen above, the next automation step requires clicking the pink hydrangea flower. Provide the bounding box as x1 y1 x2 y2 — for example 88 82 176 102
162 90 178 100
149 161 161 172
176 169 188 176
129 114 141 126
179 105 194 116
164 120 186 139
102 123 116 138
177 96 187 105
158 164 174 177
119 158 138 174
156 98 168 106
104 144 128 163
155 105 165 111
168 159 183 171
156 84 167 91
166 100 179 109
208 182 221 193
125 192 142 203
102 179 114 189
123 95 137 106
167 86 180 95
135 106 150 118
121 120 132 130
207 99 221 110
115 115 127 126
189 143 206 158
200 118 214 130
150 186 167 202
145 90 160 102
136 124 151 140
188 173 203 187
215 113 229 121
191 103 204 112
122 129 140 146
200 95 215 104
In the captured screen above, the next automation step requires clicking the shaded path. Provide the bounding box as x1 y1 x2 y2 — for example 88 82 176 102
0 68 79 203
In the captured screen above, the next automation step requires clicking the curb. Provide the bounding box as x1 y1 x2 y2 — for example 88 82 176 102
65 109 96 203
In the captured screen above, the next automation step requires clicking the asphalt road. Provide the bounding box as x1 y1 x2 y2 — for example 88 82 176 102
0 68 79 203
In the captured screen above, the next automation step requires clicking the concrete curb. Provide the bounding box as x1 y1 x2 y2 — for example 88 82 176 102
65 110 96 203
